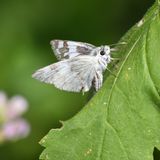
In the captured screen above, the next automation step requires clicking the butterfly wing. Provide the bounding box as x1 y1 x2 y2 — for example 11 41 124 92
50 40 96 60
32 56 98 92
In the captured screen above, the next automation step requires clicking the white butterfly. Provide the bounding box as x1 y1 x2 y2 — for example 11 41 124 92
32 40 114 93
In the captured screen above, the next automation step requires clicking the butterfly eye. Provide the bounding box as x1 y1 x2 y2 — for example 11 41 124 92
100 50 105 55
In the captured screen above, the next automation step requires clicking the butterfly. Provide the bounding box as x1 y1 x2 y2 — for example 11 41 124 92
32 40 115 93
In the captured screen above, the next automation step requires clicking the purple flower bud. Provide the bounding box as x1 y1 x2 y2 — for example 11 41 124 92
0 92 30 142
6 96 28 120
2 119 30 140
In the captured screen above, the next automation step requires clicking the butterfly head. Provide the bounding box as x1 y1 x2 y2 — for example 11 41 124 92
95 45 111 63
100 46 110 55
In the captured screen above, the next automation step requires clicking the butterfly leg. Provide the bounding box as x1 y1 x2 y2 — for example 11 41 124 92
110 57 121 61
81 85 90 94
93 71 103 91
106 68 116 77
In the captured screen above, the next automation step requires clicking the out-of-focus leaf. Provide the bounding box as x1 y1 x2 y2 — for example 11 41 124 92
40 1 160 160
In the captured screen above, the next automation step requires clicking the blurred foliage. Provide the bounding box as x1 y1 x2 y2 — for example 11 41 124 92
0 0 154 160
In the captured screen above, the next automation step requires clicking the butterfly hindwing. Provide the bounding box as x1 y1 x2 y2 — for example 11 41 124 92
50 40 96 60
32 56 99 92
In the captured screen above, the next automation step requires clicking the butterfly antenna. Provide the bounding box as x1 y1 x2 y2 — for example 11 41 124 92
109 42 127 52
109 42 127 47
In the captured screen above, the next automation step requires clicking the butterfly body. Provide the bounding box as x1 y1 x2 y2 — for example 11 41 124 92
32 40 112 93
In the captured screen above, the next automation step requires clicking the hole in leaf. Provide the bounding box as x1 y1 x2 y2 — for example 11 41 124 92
153 147 160 160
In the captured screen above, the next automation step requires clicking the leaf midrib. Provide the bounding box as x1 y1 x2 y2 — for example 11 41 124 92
97 33 142 160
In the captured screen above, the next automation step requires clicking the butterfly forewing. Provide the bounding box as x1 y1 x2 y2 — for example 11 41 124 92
50 40 96 60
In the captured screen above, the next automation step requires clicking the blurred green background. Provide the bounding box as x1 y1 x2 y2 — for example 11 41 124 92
0 0 154 159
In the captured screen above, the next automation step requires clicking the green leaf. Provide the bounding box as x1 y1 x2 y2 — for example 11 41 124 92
39 1 160 160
